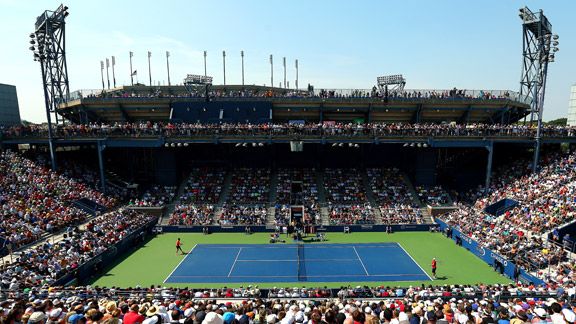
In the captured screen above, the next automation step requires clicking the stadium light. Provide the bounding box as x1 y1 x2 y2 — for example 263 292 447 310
111 56 116 88
283 57 286 88
222 50 226 85
295 59 299 90
100 61 105 90
203 51 207 77
270 55 273 87
166 51 171 86
184 74 213 85
241 50 245 86
129 51 134 86
235 143 241 147
148 51 152 86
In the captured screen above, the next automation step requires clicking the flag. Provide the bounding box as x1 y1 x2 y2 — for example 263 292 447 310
131 70 137 76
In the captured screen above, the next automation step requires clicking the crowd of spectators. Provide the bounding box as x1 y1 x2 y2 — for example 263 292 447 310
71 85 523 101
5 122 576 139
129 186 177 207
218 204 267 226
439 151 576 282
228 169 270 204
324 169 373 225
324 169 366 203
180 169 225 205
275 169 320 226
0 151 117 252
416 186 453 207
329 204 374 225
0 208 155 291
367 168 424 224
168 205 215 226
2 283 576 324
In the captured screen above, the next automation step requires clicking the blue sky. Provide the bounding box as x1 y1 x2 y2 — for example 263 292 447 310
0 0 574 123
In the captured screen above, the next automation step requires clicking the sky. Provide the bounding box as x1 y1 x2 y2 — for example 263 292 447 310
0 0 574 123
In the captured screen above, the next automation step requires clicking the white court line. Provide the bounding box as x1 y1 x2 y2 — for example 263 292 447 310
235 259 360 262
170 273 427 278
163 244 197 283
198 245 399 249
396 242 433 281
353 246 370 276
227 247 243 277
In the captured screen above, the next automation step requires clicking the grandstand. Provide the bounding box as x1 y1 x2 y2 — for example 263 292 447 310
4 4 576 324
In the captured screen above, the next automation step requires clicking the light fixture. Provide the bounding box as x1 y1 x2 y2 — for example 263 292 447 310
177 143 182 147
332 143 337 147
183 143 189 147
403 143 409 147
164 143 169 147
410 143 415 147
170 143 176 147
235 143 241 147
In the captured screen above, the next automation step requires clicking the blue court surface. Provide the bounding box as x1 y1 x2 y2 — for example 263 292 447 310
164 243 431 283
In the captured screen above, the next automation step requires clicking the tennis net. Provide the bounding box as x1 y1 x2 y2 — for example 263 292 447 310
297 244 306 281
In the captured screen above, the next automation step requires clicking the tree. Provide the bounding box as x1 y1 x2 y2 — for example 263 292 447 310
545 118 567 126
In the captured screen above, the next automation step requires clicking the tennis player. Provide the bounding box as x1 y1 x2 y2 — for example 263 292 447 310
176 238 185 255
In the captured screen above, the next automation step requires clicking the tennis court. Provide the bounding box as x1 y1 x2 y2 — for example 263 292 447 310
164 243 431 283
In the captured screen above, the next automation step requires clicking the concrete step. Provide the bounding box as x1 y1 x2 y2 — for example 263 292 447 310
320 206 330 226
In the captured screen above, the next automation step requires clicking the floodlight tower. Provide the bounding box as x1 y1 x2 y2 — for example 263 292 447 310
29 4 71 170
377 75 406 95
518 6 559 172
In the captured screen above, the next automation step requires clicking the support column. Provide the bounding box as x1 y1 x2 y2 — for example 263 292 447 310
97 141 107 194
485 142 494 192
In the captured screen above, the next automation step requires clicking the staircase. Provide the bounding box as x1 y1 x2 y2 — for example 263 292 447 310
268 168 279 204
361 170 382 224
401 172 425 207
320 206 330 226
316 169 327 205
161 173 192 224
266 206 277 228
217 170 234 206
399 172 436 223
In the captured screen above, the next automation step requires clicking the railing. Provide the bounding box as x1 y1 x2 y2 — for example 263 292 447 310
64 87 531 105
4 124 575 139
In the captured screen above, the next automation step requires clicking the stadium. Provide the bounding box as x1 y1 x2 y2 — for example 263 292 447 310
0 2 575 324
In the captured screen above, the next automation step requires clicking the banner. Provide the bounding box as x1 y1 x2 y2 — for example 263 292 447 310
435 218 544 285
